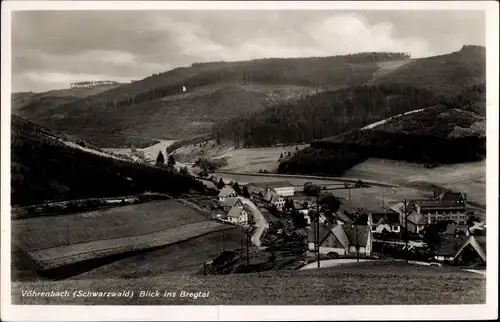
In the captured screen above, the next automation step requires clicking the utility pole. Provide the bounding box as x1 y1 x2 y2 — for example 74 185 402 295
316 191 320 268
246 230 250 266
404 199 408 263
354 212 360 263
221 229 225 252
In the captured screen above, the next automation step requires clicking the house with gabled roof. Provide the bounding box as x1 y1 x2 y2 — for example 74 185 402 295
218 187 238 203
405 211 427 234
434 235 486 264
224 205 249 225
221 197 243 211
307 222 372 257
370 212 401 234
263 190 286 210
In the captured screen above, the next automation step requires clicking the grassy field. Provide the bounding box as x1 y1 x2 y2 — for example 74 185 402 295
70 227 245 279
103 139 177 162
173 141 309 173
344 158 485 206
12 200 208 251
12 261 485 305
28 220 229 270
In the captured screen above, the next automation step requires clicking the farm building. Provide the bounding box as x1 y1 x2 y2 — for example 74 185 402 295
218 187 238 203
307 223 372 257
434 235 486 265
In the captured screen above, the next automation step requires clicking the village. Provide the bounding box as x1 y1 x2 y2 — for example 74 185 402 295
198 176 487 272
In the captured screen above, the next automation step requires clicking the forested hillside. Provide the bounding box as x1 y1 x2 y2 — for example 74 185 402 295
13 52 410 147
278 83 486 176
11 115 204 206
214 84 438 147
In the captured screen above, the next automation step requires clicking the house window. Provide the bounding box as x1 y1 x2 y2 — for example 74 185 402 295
459 215 465 220
392 226 399 231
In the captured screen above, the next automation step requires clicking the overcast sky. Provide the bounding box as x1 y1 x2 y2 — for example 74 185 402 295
12 10 485 92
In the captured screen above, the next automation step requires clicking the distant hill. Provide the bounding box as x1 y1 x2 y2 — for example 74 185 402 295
11 115 204 206
372 45 485 95
12 52 411 147
278 83 486 177
12 83 125 121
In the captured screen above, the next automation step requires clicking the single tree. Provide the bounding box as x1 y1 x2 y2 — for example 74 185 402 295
167 154 176 168
232 182 242 195
217 178 225 189
287 151 292 157
156 151 165 166
180 166 189 175
242 186 250 198
423 224 441 257
279 152 283 160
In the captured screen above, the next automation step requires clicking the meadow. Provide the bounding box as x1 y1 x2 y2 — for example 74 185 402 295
12 261 485 305
12 200 208 251
344 158 486 206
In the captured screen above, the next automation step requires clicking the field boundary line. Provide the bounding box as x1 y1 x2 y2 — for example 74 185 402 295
29 219 215 253
215 171 397 187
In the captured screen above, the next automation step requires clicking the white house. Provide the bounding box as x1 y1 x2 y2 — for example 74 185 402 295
218 187 238 203
264 191 286 210
225 206 249 225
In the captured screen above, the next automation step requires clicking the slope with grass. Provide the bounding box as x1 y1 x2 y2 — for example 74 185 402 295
12 261 485 305
10 115 204 206
373 45 485 95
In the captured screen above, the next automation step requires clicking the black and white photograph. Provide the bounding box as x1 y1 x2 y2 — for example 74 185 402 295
1 1 498 321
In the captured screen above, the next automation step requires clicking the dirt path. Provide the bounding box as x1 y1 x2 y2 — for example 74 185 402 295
237 197 269 249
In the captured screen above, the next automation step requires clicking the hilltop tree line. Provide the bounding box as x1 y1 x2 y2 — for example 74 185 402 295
213 84 438 147
64 52 412 114
70 80 121 88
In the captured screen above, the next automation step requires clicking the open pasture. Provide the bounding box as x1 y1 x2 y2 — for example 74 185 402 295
344 158 485 205
12 200 208 251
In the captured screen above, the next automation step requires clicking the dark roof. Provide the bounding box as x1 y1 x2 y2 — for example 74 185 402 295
222 197 241 208
371 213 401 226
443 223 469 235
435 235 470 257
342 224 370 247
475 236 486 254
218 187 236 197
307 223 331 244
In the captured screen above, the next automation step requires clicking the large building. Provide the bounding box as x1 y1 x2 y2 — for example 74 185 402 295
409 190 470 225
252 181 295 197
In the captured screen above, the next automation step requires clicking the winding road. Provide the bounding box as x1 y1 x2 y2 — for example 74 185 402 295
237 197 269 249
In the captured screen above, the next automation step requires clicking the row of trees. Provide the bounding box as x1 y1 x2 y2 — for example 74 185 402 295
70 80 120 88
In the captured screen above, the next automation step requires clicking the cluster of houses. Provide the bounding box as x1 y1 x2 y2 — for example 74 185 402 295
216 179 486 266
306 188 486 265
